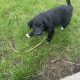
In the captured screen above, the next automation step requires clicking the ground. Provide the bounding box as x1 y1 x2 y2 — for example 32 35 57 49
0 0 80 80
36 57 80 80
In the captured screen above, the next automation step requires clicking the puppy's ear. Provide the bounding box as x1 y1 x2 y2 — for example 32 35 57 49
28 20 33 29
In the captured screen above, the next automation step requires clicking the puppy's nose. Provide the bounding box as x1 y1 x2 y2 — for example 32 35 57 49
37 33 41 35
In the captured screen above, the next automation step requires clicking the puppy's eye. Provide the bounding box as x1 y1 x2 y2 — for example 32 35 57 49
39 24 41 26
35 23 38 26
35 23 41 26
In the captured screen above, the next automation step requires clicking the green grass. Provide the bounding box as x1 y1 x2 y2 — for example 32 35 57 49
0 0 80 80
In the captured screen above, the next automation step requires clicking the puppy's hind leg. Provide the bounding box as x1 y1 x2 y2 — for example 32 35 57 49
61 27 64 31
62 19 70 30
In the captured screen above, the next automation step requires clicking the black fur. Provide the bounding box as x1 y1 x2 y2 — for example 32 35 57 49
28 0 73 42
66 0 71 5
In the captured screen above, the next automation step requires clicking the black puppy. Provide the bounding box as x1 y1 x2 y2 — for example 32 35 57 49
26 0 73 42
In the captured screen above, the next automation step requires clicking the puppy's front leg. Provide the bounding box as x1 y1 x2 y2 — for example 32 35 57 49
47 30 54 42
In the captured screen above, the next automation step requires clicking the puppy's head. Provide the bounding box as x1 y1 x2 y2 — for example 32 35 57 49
28 18 44 36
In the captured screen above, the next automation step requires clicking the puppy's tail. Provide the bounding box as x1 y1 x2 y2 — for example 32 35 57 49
66 0 72 6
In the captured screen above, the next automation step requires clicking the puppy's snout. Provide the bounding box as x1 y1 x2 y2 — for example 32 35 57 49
36 33 41 35
34 28 43 36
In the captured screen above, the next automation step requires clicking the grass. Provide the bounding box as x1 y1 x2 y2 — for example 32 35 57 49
0 0 80 80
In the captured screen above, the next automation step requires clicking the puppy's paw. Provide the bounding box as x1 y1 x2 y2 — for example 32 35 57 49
26 33 30 38
46 41 50 45
46 38 51 42
61 27 64 31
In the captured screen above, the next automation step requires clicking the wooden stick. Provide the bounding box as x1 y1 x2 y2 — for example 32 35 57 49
9 36 46 53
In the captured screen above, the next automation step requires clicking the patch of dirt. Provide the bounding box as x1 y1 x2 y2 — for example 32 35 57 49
0 39 11 61
37 57 80 80
12 57 22 66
